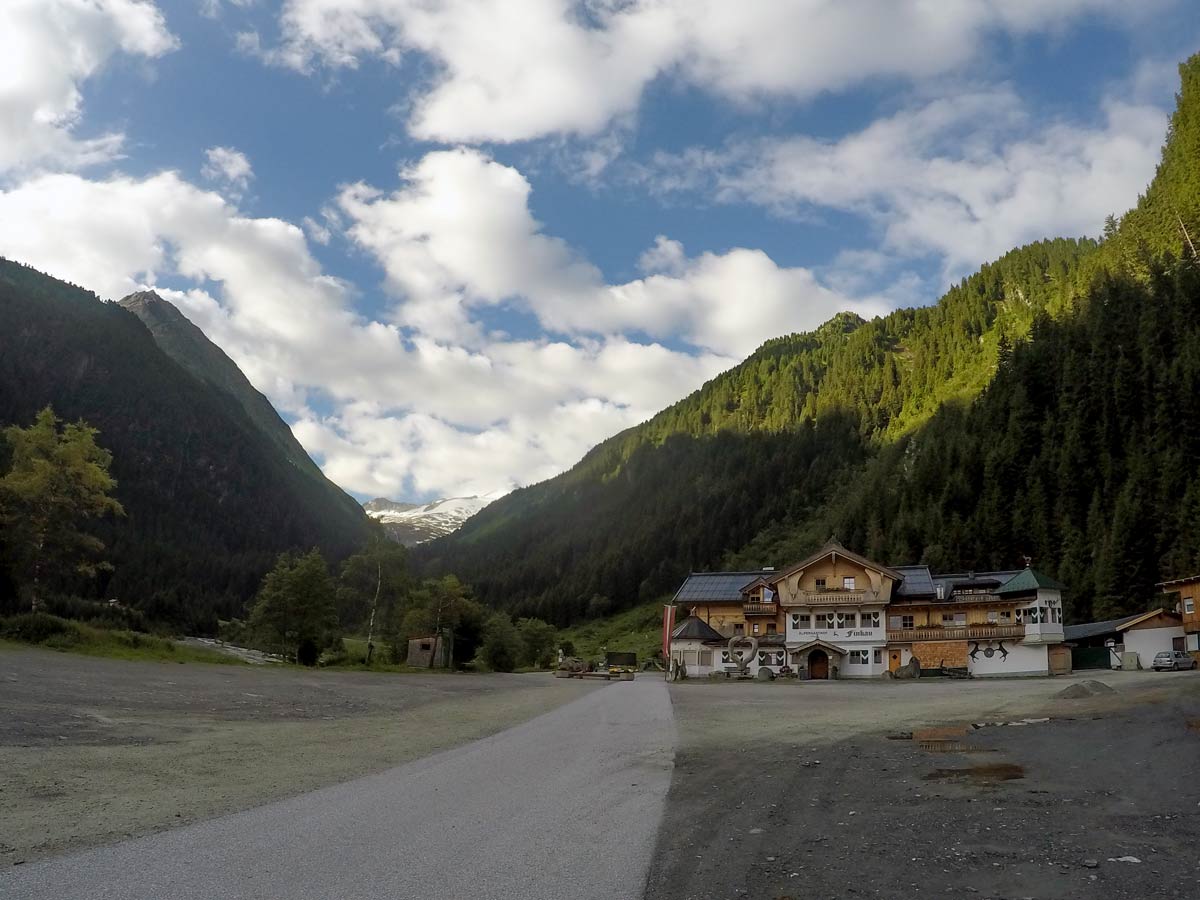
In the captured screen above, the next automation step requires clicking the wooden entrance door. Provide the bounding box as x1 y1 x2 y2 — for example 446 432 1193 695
889 649 902 672
809 649 829 679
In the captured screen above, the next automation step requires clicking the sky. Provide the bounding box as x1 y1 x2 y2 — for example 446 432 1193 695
0 1 1195 503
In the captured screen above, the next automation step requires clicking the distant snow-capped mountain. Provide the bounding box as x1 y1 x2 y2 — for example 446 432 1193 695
363 494 497 545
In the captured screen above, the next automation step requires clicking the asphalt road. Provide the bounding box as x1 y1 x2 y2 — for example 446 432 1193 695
0 676 675 900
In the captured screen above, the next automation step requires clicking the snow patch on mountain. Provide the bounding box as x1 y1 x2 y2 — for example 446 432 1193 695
363 494 497 545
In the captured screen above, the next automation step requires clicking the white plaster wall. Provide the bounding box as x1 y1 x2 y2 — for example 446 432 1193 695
967 641 1048 676
671 640 721 676
1122 626 1185 669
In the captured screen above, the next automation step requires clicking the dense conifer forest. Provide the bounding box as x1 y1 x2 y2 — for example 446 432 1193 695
419 55 1200 627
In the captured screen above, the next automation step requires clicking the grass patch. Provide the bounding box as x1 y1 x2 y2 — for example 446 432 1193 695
559 599 667 663
0 613 241 665
317 635 453 673
340 635 394 663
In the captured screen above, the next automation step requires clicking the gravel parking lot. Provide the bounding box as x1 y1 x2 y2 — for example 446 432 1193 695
0 645 598 864
646 671 1200 900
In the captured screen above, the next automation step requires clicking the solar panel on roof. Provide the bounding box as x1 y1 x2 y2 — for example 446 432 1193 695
672 572 762 603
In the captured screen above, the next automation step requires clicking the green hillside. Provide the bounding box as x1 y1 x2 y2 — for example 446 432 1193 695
419 54 1200 627
0 262 369 629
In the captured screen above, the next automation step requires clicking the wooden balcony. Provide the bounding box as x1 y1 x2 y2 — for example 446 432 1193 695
781 589 879 607
886 624 1026 642
742 602 778 616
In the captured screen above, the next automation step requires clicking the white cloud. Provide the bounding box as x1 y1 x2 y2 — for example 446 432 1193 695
201 146 254 197
254 0 1145 143
646 87 1168 277
0 0 177 175
337 147 884 358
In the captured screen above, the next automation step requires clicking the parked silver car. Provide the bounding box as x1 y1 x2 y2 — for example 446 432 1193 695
1151 650 1197 671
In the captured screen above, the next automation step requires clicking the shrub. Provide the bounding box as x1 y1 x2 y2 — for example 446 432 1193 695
1 612 81 644
480 613 522 672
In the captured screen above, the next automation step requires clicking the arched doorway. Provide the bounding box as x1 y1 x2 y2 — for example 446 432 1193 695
809 648 829 679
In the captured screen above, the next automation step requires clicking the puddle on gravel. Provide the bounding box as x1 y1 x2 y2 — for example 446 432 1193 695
923 762 1025 783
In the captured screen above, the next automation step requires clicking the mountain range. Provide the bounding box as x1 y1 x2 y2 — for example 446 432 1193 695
363 495 495 546
416 55 1200 629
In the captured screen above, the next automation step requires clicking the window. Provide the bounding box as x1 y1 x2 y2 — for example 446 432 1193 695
1015 608 1024 624
814 577 827 589
849 649 869 664
986 610 999 623
1185 597 1195 614
999 610 1012 623
861 611 880 629
941 612 966 626
699 651 713 666
734 623 744 634
815 613 832 629
834 612 847 629
888 615 903 629
873 649 883 665
902 615 914 629
935 583 945 600
792 613 811 629
752 622 760 634
843 576 856 590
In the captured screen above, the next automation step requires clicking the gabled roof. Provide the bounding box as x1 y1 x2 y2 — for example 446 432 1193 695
738 574 775 594
670 615 725 642
893 565 935 598
770 539 902 584
671 571 763 604
1063 609 1180 642
995 567 1066 595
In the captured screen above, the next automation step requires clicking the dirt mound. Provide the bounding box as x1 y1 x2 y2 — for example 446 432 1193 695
1056 679 1116 699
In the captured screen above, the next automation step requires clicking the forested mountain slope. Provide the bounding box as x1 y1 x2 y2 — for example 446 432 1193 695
0 262 368 628
420 55 1200 627
119 291 365 530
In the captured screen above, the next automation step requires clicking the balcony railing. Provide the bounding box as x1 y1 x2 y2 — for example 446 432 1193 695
781 589 879 607
742 602 778 616
886 624 1026 642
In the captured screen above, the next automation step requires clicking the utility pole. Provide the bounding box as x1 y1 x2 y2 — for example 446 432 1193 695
429 587 446 669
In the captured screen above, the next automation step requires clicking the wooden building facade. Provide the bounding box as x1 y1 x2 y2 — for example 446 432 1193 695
669 540 1068 679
